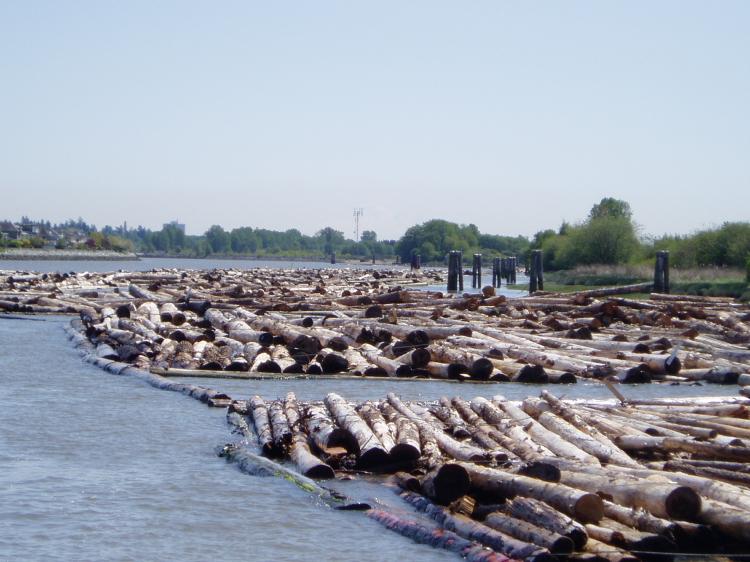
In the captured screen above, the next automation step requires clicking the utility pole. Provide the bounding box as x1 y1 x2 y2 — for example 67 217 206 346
353 208 364 241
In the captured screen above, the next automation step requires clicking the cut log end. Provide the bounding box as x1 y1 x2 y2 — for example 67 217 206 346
665 486 701 521
575 493 605 524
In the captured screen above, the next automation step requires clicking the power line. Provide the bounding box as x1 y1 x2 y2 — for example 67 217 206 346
353 208 364 241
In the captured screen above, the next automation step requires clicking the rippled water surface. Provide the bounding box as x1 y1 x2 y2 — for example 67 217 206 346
0 317 456 562
1 316 739 562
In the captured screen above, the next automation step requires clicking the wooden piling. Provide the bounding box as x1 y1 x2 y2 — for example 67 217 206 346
447 251 459 291
458 251 464 291
411 253 421 270
530 250 544 293
472 254 482 289
654 251 670 294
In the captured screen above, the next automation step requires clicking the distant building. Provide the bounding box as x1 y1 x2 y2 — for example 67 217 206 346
20 222 42 236
163 220 186 234
0 221 22 240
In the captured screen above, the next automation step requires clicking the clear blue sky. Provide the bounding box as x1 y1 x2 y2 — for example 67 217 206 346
1 1 748 241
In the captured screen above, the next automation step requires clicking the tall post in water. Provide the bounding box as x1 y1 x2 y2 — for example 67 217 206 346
529 250 543 293
535 251 544 291
330 252 336 265
410 252 421 271
510 257 517 284
472 254 482 288
492 257 500 288
458 251 464 291
654 250 670 294
447 251 458 291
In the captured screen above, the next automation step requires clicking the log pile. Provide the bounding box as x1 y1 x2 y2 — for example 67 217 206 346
3 267 747 386
56 292 750 561
228 390 750 561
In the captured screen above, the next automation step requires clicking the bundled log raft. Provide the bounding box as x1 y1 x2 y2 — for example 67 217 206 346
60 307 750 561
5 266 748 387
224 386 750 561
9 266 750 560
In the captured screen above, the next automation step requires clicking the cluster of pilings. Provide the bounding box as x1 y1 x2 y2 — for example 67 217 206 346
492 257 518 288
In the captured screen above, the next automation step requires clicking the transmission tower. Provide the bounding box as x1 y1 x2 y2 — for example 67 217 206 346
353 208 364 241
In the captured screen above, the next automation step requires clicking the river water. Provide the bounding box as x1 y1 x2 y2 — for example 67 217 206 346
1 317 739 562
0 260 740 561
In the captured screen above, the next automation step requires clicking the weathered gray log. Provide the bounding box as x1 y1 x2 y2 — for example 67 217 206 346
356 401 396 454
387 393 489 462
324 393 388 468
303 402 358 455
248 395 279 457
458 462 604 523
499 496 588 550
379 403 422 462
697 499 750 542
359 343 412 376
317 347 349 374
470 397 551 459
283 393 334 479
557 468 702 521
615 434 750 462
494 396 598 463
583 537 639 562
268 400 292 455
225 320 274 346
539 390 640 468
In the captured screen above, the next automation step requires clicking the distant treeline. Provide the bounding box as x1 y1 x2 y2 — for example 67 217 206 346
4 199 749 273
530 198 750 272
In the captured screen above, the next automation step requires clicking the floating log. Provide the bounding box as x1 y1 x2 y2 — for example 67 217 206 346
458 462 604 523
283 393 334 479
325 393 388 468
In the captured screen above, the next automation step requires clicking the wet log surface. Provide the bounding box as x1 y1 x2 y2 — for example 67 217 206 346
33 266 750 560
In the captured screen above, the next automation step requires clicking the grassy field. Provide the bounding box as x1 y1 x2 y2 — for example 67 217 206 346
528 264 749 301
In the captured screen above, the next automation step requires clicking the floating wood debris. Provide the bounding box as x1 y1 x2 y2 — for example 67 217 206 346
222 390 750 561
59 295 750 561
4 267 748 386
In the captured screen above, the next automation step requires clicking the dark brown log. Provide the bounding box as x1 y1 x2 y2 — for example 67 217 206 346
420 463 470 505
366 508 513 562
484 512 574 555
399 491 555 562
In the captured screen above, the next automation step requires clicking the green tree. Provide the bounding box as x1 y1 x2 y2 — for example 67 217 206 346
588 197 632 221
205 225 230 253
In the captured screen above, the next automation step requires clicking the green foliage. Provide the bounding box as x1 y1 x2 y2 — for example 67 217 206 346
396 219 521 263
651 222 750 269
746 255 750 283
588 197 632 221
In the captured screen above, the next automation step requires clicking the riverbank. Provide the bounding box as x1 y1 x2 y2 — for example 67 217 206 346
544 265 750 301
0 248 139 261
